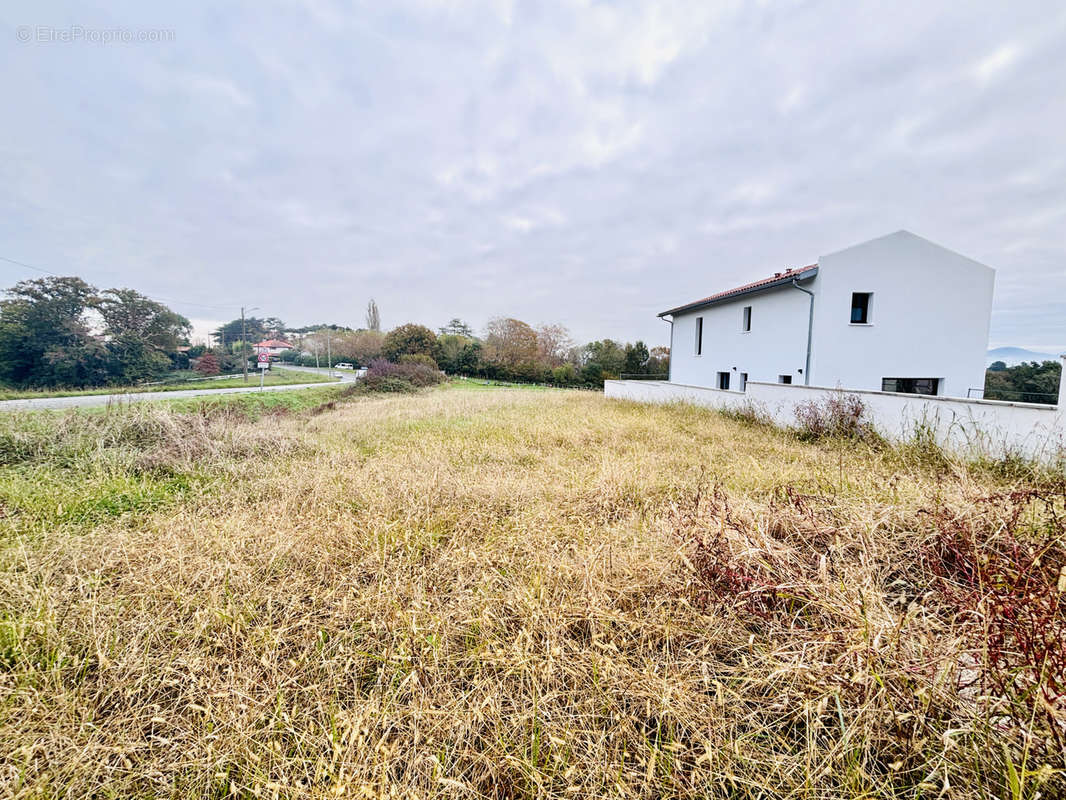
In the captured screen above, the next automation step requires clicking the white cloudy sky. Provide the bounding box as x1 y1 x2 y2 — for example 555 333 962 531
2 0 1064 350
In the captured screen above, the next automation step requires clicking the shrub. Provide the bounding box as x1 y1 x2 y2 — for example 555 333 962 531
365 359 444 389
719 400 773 429
360 375 417 393
397 353 439 370
550 364 580 386
194 352 220 376
793 392 877 442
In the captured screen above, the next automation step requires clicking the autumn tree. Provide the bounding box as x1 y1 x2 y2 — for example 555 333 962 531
535 323 574 367
484 317 538 368
335 329 385 366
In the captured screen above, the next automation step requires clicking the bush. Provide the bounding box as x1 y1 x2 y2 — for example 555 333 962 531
398 353 439 370
366 359 445 388
194 353 220 376
360 375 417 393
550 364 580 386
793 392 877 442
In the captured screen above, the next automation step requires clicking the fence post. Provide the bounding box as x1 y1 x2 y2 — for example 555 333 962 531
1058 355 1066 408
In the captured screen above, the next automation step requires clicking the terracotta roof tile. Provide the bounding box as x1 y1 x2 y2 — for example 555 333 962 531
660 264 817 317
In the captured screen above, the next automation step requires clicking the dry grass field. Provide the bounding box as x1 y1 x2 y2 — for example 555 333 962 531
1 385 1064 799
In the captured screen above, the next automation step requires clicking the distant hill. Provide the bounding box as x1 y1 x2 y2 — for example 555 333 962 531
986 346 1063 367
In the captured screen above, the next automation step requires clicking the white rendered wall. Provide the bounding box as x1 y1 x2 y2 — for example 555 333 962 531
669 283 813 388
605 368 1066 463
810 231 994 397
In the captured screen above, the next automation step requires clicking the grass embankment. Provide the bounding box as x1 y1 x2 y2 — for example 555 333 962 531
0 370 336 401
0 387 1064 798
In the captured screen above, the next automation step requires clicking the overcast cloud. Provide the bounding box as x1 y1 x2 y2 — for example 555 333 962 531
2 0 1064 350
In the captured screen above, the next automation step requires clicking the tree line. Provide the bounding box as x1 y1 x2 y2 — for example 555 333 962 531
0 277 191 388
276 317 668 387
0 276 667 390
985 360 1061 404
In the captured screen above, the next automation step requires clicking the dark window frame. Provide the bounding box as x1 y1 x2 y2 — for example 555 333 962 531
851 292 872 324
778 374 792 385
881 377 940 396
717 371 731 390
739 372 748 391
742 305 752 332
695 316 703 355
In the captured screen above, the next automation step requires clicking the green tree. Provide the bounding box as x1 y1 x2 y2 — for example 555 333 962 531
0 276 107 387
984 360 1061 404
214 317 267 348
439 318 474 338
582 339 626 379
434 333 481 374
262 317 287 338
623 340 650 375
383 323 437 361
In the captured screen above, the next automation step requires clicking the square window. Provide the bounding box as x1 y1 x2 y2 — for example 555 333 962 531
778 374 792 384
851 292 872 324
717 371 730 390
695 316 703 355
742 306 752 332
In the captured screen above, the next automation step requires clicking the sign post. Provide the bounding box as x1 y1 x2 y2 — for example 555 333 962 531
257 352 270 390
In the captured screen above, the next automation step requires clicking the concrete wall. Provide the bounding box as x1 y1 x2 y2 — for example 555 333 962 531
606 357 1066 463
669 283 813 387
810 231 994 398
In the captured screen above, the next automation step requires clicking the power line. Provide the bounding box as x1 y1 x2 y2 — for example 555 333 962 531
0 253 241 312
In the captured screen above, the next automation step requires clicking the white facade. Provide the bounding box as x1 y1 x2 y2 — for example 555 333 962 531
664 231 995 398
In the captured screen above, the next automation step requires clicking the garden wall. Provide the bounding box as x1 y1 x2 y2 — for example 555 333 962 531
605 357 1066 462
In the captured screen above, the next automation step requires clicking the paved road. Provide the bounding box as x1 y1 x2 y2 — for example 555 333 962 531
0 365 357 412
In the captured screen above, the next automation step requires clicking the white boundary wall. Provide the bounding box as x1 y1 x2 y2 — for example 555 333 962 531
605 357 1066 463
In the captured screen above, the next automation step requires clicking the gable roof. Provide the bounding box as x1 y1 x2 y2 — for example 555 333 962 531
254 339 294 348
659 264 818 317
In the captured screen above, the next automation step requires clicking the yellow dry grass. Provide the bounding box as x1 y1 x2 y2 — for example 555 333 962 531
0 388 1062 798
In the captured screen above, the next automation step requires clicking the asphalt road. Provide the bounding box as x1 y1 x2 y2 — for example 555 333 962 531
0 365 357 412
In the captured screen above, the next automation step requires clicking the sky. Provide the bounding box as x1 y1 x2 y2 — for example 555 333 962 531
1 1 1064 351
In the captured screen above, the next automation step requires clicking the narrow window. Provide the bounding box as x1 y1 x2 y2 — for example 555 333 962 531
739 372 748 391
851 292 872 324
695 316 703 355
742 306 752 332
778 374 792 384
717 372 730 390
882 377 939 395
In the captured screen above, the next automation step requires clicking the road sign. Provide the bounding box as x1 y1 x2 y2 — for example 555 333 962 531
257 353 270 369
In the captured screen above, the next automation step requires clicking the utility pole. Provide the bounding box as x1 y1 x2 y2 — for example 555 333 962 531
241 306 260 383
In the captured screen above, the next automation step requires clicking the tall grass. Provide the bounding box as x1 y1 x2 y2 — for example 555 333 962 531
0 389 1063 798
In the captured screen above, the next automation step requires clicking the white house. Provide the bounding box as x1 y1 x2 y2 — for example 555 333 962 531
661 231 995 398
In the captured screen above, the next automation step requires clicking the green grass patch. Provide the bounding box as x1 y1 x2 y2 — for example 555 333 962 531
0 370 336 401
